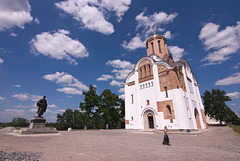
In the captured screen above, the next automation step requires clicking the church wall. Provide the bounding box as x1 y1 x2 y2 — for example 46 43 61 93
192 78 207 129
125 55 207 130
182 64 207 130
158 89 193 129
125 73 138 129
171 90 192 129
182 65 199 130
137 78 159 129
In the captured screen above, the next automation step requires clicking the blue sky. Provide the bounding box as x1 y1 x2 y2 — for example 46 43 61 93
0 0 239 122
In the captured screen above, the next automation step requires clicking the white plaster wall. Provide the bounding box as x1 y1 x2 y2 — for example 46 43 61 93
125 73 138 129
182 64 206 130
171 89 192 129
125 57 206 130
137 79 158 129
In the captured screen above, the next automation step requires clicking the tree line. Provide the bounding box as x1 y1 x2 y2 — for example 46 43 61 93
202 89 240 125
56 85 125 130
1 88 239 129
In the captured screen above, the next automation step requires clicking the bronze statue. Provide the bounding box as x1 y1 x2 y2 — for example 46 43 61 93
37 96 47 117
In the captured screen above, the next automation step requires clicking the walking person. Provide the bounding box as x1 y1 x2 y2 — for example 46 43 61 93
162 126 171 146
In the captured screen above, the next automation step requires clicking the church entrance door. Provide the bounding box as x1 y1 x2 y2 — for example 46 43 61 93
148 114 154 129
143 110 156 129
194 108 201 129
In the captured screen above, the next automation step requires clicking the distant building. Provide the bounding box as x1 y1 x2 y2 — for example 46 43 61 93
124 34 208 130
206 115 225 125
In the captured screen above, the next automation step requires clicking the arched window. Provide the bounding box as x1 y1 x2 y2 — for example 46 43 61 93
140 67 142 78
164 86 168 97
148 64 151 76
166 105 172 115
151 42 154 54
158 40 161 53
146 100 150 105
144 65 146 77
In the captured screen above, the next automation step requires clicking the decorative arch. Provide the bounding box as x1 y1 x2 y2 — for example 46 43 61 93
143 109 157 130
155 61 171 69
141 107 158 116
135 56 154 71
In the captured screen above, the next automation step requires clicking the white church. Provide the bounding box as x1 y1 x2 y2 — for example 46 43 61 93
124 34 208 130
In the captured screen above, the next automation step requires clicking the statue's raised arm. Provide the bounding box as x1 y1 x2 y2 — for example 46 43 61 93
37 96 47 117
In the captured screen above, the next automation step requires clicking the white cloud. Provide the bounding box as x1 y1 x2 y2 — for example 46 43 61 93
0 97 6 101
48 104 58 108
31 29 89 65
97 59 132 92
112 69 132 80
122 10 178 51
164 31 173 39
14 85 21 88
10 33 17 37
12 93 30 101
106 59 134 70
215 72 240 86
122 34 146 51
233 62 240 69
0 58 4 64
5 109 25 113
31 95 43 102
118 87 125 93
199 21 240 65
43 72 88 95
15 103 37 108
231 103 237 106
0 0 33 31
101 0 131 22
55 0 131 35
57 87 82 95
14 105 30 108
105 59 134 80
136 11 178 33
168 46 186 61
29 108 37 112
227 92 240 99
11 93 42 101
110 80 122 87
34 18 40 24
119 94 125 99
97 74 113 81
56 109 66 112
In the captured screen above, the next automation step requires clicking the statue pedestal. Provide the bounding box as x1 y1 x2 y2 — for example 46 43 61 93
13 117 58 134
29 117 46 129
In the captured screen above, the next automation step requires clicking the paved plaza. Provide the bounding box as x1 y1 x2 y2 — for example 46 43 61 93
0 126 239 161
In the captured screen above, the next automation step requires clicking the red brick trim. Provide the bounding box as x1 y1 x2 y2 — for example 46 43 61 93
128 81 135 86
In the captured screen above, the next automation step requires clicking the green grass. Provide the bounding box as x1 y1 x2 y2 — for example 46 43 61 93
230 125 240 135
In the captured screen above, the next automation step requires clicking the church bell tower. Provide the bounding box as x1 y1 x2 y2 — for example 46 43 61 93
146 34 172 63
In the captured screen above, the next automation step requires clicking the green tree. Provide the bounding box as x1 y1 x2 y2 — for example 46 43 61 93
56 109 74 130
202 89 231 125
10 117 29 127
99 89 124 129
78 85 125 129
79 85 100 129
225 107 240 125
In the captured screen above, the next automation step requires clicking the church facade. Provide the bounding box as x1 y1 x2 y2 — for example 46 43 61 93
124 34 208 130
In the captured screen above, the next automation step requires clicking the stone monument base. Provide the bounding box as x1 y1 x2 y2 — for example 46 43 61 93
13 117 58 134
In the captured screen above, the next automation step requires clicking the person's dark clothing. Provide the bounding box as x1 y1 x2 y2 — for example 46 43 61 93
162 130 171 145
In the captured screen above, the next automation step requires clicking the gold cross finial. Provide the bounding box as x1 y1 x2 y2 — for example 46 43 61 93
153 28 157 35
